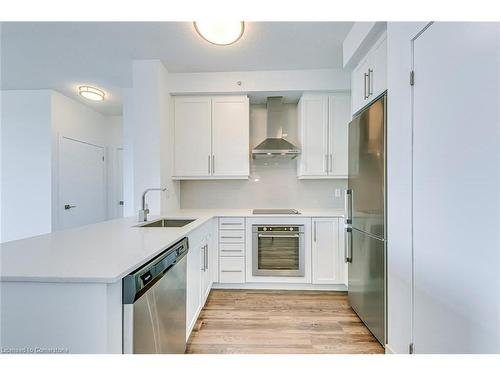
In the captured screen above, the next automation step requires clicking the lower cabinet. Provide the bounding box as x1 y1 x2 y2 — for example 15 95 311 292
186 220 216 340
186 239 202 339
311 217 346 285
218 217 246 283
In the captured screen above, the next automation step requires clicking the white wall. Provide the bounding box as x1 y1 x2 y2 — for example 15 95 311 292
168 69 350 94
51 91 122 229
1 89 122 241
343 22 387 68
1 90 53 242
180 104 346 209
385 21 431 354
123 60 179 218
122 89 135 218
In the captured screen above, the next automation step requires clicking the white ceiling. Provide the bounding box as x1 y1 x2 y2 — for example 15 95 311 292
1 22 353 115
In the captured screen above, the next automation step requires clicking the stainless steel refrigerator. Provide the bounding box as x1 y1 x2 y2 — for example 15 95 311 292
345 94 386 346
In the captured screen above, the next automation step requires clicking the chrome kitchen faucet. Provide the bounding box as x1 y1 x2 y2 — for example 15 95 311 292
138 188 167 222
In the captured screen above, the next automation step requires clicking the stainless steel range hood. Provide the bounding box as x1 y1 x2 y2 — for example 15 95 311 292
252 97 301 159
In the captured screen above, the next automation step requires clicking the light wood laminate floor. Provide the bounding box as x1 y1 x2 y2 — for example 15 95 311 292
186 289 384 354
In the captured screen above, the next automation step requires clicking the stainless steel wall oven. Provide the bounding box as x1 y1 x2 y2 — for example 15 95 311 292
252 225 305 277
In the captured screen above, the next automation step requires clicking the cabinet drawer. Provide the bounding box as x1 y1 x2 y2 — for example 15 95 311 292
219 217 245 230
219 230 245 243
219 257 245 283
219 243 245 256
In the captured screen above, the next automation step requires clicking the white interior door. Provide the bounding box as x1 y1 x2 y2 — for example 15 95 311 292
59 137 106 230
115 148 124 218
413 22 500 353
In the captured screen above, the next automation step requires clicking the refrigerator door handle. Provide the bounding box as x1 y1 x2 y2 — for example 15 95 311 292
345 227 352 263
344 189 352 224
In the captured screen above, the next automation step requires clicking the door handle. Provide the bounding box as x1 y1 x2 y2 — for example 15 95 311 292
258 234 300 238
345 227 352 263
64 204 77 210
344 189 352 224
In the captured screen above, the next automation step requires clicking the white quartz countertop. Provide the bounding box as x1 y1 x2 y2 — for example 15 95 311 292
0 208 344 283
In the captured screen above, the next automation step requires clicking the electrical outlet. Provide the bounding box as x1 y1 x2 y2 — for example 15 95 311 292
334 189 341 198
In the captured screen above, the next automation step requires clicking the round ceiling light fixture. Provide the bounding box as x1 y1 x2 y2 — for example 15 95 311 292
193 21 244 46
78 86 105 101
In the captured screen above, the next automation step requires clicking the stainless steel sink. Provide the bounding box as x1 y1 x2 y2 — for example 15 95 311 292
138 219 196 228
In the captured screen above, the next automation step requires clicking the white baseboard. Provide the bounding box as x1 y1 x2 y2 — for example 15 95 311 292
212 282 347 291
385 344 395 354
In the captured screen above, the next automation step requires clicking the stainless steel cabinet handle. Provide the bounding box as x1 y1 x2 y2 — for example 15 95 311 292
220 249 242 253
258 234 299 238
204 244 208 270
313 221 317 242
220 270 242 273
363 73 368 100
212 155 215 174
208 155 211 174
368 69 373 97
344 189 352 224
201 246 205 271
64 204 77 210
325 154 328 173
329 154 333 172
345 227 352 263
221 236 243 239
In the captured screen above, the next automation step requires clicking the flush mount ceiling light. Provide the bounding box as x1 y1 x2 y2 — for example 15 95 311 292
78 86 105 101
193 21 244 46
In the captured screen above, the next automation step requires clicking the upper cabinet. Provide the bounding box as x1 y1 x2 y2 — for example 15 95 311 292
173 95 250 180
297 94 351 179
351 34 387 115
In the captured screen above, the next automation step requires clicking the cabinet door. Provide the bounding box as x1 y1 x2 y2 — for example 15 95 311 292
211 96 250 177
201 237 212 304
351 57 370 115
312 218 342 284
186 240 202 339
298 96 329 176
174 97 212 177
328 95 351 177
370 36 387 99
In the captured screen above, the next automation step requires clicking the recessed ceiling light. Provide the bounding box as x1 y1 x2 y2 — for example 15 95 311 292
79 86 105 101
193 21 244 46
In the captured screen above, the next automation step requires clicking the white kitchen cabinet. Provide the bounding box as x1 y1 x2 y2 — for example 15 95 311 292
211 96 250 177
186 237 202 338
186 220 217 339
351 34 387 115
217 217 245 283
298 94 350 179
174 96 212 177
173 95 249 180
201 229 216 304
311 218 346 285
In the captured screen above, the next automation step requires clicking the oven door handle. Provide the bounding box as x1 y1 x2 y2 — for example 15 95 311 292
257 234 300 238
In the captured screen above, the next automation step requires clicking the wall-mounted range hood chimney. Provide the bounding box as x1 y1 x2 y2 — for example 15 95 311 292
252 97 301 159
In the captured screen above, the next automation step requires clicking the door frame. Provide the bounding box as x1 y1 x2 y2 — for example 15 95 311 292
111 146 124 219
57 134 106 230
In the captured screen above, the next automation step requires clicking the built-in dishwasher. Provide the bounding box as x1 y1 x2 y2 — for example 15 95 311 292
122 237 188 354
